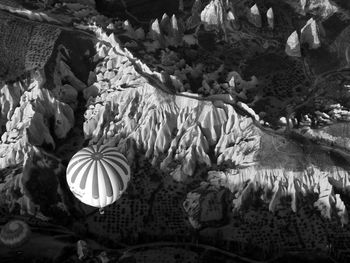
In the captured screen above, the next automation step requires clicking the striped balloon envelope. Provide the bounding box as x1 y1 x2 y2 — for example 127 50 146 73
66 145 131 209
0 220 31 248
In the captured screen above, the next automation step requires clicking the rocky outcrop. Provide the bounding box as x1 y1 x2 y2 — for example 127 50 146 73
1 2 350 258
301 18 321 49
200 0 225 31
266 7 274 29
206 130 350 224
247 4 261 28
0 73 74 168
285 30 301 57
83 78 259 181
77 13 350 227
0 81 23 130
293 123 350 153
82 31 261 182
183 182 229 229
186 0 202 29
282 0 339 18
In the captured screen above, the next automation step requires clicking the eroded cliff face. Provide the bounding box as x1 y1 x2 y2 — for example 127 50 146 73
82 40 260 181
0 77 75 168
1 0 350 261
83 35 350 232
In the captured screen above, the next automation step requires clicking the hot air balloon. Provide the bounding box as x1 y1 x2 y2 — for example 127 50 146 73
0 220 31 248
66 145 131 213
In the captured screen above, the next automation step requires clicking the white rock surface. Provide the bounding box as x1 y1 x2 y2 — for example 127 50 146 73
227 71 259 100
300 18 321 49
225 10 238 30
248 4 262 28
200 0 225 31
169 15 183 46
285 30 301 57
0 77 74 168
207 131 350 223
82 42 261 181
160 13 171 34
122 20 136 39
149 19 163 44
0 82 22 128
266 7 274 29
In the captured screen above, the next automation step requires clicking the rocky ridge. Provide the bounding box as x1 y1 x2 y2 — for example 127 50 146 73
1 0 350 261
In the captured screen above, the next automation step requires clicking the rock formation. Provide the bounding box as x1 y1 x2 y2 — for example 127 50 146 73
300 18 321 49
1 0 350 262
247 4 262 28
200 0 225 31
266 7 274 29
81 33 261 180
186 0 202 29
285 30 301 57
183 182 229 229
0 74 74 168
283 0 339 18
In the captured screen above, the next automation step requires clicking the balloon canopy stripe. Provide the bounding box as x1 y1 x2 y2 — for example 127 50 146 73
90 146 96 153
92 161 99 199
101 159 124 191
79 160 94 190
67 156 91 175
83 147 94 153
103 151 128 163
70 159 92 184
69 153 91 162
103 156 129 175
98 160 113 197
